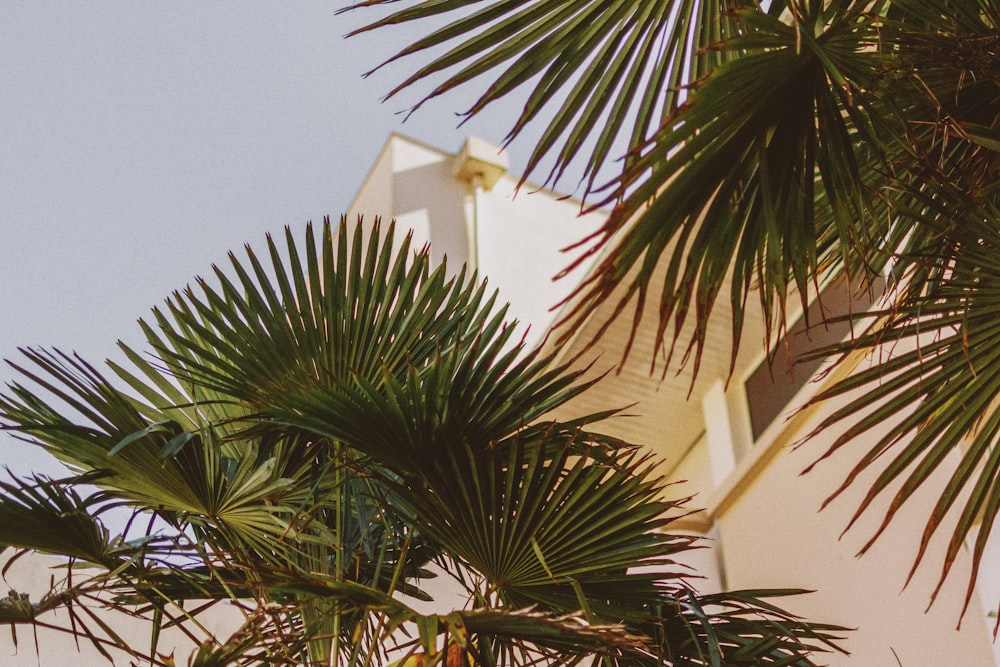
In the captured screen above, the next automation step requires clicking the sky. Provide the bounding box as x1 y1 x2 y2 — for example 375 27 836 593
0 2 556 475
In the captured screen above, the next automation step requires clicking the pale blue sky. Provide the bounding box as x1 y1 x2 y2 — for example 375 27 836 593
0 2 558 474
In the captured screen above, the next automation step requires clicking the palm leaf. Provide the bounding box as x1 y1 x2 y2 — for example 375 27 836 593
386 441 686 603
1 219 847 664
653 589 846 666
0 473 120 566
790 0 1000 617
803 201 1000 618
148 217 497 405
558 2 886 375
346 0 754 195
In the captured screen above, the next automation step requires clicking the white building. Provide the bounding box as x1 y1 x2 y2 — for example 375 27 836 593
4 133 999 666
347 133 606 351
351 133 1000 665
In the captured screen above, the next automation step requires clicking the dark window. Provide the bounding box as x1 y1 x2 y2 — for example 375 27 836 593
744 276 884 440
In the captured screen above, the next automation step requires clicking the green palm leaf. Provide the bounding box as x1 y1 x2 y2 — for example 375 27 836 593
347 0 755 195
788 0 1000 617
559 2 885 375
804 203 1000 618
149 218 497 405
0 473 118 566
351 0 1000 624
1 219 845 664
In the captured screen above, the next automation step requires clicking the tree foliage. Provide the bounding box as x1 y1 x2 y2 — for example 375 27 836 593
348 0 1000 614
0 219 844 665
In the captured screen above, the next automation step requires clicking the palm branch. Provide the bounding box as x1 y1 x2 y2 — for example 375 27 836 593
1 218 844 664
348 0 1000 614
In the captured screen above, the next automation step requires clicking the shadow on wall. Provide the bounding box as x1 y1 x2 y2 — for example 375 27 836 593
393 161 469 268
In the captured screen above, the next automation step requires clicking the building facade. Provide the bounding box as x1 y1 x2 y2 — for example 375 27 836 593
351 134 1000 666
4 133 998 665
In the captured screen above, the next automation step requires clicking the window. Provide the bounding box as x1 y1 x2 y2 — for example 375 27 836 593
744 275 884 440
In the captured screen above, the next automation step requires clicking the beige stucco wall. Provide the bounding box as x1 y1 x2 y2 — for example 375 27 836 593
474 178 603 340
348 134 604 348
349 138 395 227
711 389 998 666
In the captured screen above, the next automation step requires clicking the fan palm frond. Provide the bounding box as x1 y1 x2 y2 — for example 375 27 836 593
1 219 846 664
346 0 756 196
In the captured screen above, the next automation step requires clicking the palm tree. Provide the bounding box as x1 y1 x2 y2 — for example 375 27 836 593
0 219 843 665
346 0 1000 615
